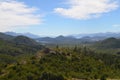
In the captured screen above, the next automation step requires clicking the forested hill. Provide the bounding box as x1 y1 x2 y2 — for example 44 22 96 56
94 37 120 49
12 36 39 46
0 33 44 56
0 32 14 40
0 46 120 80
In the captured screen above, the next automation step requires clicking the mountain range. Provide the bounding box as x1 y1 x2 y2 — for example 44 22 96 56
5 32 40 39
72 32 120 38
4 32 120 45
1 32 120 49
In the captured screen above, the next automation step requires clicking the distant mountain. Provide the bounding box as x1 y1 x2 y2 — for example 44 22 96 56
94 37 120 49
67 32 120 42
80 36 107 41
4 32 120 45
0 32 14 40
72 32 120 39
37 34 111 45
5 32 40 39
36 35 93 45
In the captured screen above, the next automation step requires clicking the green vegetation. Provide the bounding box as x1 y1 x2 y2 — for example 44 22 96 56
0 33 120 80
0 46 120 80
94 37 120 49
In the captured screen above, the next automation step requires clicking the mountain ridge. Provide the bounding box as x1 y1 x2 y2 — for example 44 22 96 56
5 32 40 39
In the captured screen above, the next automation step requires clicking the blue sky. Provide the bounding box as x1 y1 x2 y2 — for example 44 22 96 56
0 0 120 36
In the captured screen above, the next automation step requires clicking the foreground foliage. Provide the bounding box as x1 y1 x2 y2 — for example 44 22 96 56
0 46 120 80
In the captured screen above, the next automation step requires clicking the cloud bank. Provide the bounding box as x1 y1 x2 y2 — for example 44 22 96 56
54 0 119 19
0 0 42 32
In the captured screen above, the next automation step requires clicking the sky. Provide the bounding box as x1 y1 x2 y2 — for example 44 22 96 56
0 0 120 36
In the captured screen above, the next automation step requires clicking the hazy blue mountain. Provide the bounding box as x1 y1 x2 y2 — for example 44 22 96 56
0 32 14 40
36 35 93 45
37 35 107 44
4 32 120 45
5 32 40 39
36 34 109 45
36 32 120 45
72 32 120 38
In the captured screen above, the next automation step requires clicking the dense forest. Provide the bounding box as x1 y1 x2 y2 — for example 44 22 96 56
0 33 120 80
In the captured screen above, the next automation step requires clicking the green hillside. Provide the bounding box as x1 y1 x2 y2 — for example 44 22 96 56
12 36 39 46
0 33 120 80
94 37 120 49
0 34 44 56
0 47 120 80
0 32 14 40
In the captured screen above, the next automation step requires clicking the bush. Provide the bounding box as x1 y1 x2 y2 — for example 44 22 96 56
39 72 64 80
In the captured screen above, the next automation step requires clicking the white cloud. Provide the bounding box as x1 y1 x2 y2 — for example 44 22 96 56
54 0 119 19
0 0 42 32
